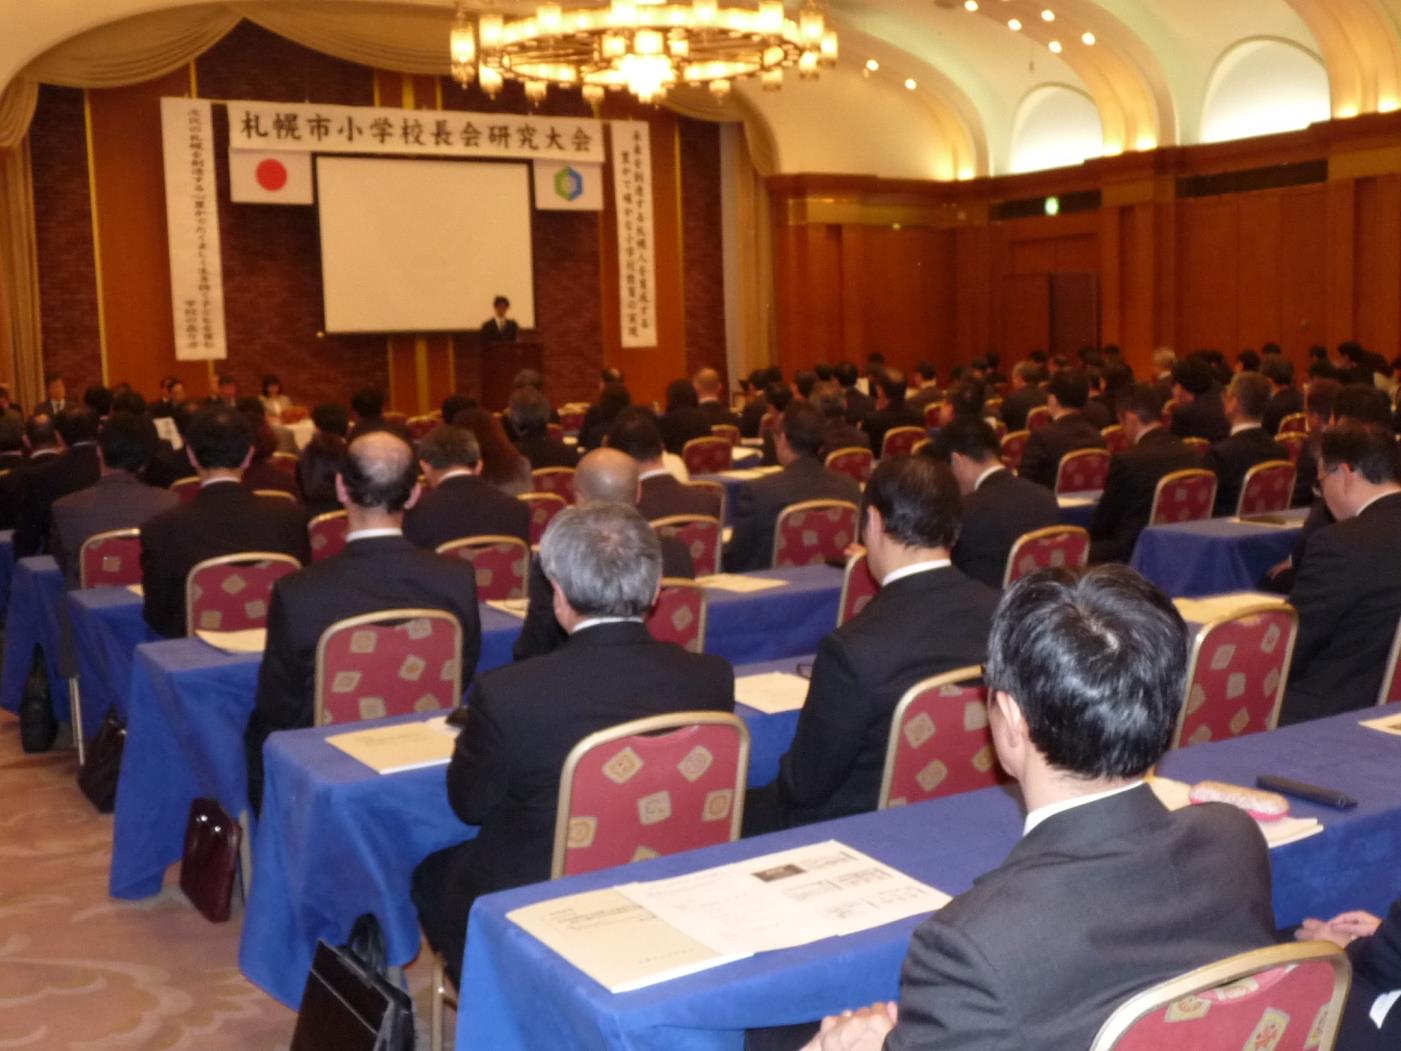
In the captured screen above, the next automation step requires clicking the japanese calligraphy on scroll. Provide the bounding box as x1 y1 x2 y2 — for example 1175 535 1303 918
160 98 227 361
610 121 657 349
226 100 604 165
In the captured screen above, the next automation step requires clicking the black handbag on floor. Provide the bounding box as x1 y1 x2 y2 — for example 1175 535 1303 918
18 646 57 753
291 914 414 1051
76 708 126 813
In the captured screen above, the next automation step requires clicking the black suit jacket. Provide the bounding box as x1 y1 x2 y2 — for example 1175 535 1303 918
723 456 861 572
843 387 877 425
999 387 1048 432
31 399 70 418
768 567 999 828
403 473 531 551
1342 895 1401 1047
1082 397 1114 430
138 480 310 638
888 787 1275 1051
0 449 56 529
739 397 767 439
51 471 180 589
638 471 720 521
697 399 741 431
479 317 519 342
659 406 712 455
861 404 924 459
514 432 578 471
1283 491 1401 723
954 469 1061 588
14 443 101 556
1171 392 1231 444
1262 386 1304 435
1089 429 1201 563
1016 413 1106 490
146 444 197 490
821 420 871 457
1204 426 1289 516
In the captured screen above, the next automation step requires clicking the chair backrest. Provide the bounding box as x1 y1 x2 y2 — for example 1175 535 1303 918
1172 603 1298 748
1161 399 1179 428
988 416 1007 440
519 491 568 547
687 479 726 525
1000 429 1030 471
383 411 409 426
408 415 440 441
1088 941 1350 1051
552 712 749 878
772 499 860 568
837 548 879 627
270 451 300 476
254 488 298 503
983 396 1003 417
79 528 142 588
1237 460 1296 516
1025 405 1051 431
313 609 463 727
559 404 588 435
171 476 200 503
878 666 1001 809
645 578 707 653
435 535 530 600
682 436 733 475
710 423 740 446
824 446 874 485
1276 430 1308 465
1003 525 1090 588
923 401 942 428
1277 411 1309 435
652 515 722 577
1055 447 1110 494
185 552 301 634
1101 424 1129 455
1378 613 1401 706
1150 468 1217 525
308 510 349 562
546 422 565 443
531 466 576 504
1181 436 1210 455
880 426 926 460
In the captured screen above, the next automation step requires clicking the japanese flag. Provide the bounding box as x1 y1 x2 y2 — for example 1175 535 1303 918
229 149 313 205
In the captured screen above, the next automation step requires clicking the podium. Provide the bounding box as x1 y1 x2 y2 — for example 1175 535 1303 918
477 337 543 412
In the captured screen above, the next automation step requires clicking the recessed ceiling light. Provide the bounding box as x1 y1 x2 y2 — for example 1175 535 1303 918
964 0 979 10
1008 17 1022 31
1081 31 1096 45
1048 40 1062 53
904 78 918 90
865 58 880 71
1041 9 1055 21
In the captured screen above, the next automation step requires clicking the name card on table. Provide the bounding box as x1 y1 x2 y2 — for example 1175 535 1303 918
485 598 530 619
697 574 788 594
126 583 144 597
326 715 458 774
735 671 810 714
195 627 267 654
1361 712 1401 737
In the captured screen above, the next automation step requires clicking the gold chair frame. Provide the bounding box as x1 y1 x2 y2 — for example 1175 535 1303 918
836 545 874 628
681 436 733 471
184 551 301 637
686 479 727 526
531 466 577 500
880 426 926 460
1001 524 1090 589
770 499 861 569
651 577 709 654
1377 614 1401 706
877 665 983 809
78 527 141 589
651 514 723 576
1054 447 1110 494
253 488 297 502
1149 468 1218 525
435 535 531 600
823 446 874 480
1235 459 1296 517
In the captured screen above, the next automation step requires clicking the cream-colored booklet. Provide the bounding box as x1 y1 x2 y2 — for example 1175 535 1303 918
697 574 788 593
734 671 810 714
325 715 459 774
195 627 268 654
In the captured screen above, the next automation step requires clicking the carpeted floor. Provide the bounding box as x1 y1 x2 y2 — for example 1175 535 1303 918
0 713 443 1049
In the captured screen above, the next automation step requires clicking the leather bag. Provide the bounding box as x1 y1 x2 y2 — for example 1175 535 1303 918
178 797 241 923
291 914 414 1051
18 647 57 753
76 708 125 812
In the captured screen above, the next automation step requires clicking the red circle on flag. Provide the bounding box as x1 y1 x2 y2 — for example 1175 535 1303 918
255 158 288 191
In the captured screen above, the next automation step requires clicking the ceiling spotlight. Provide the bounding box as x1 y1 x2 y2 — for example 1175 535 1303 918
1082 31 1096 45
1008 17 1022 31
904 77 918 90
1041 9 1055 21
1048 40 1062 53
866 58 880 71
963 0 978 9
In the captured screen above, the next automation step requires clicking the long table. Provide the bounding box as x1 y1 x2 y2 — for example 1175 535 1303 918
0 530 14 625
0 556 69 724
458 703 1401 1050
1129 509 1307 597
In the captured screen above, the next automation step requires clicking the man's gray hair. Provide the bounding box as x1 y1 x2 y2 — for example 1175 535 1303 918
539 503 661 617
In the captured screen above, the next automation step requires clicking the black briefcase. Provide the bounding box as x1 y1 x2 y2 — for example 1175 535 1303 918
291 914 414 1051
18 647 57 753
76 708 125 812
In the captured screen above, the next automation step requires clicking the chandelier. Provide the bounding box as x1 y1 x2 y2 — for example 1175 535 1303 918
450 1 838 105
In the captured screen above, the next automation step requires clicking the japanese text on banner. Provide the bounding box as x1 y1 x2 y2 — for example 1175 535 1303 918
160 98 227 361
610 121 657 349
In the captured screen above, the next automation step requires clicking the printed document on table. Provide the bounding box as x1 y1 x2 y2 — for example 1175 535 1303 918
735 671 810 714
485 598 530 619
125 583 144 597
617 840 949 955
1361 712 1401 737
326 715 459 774
697 573 788 593
1173 592 1285 624
195 627 267 654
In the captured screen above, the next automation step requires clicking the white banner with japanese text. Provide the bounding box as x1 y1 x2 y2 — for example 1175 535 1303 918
227 100 604 164
160 98 228 361
610 121 657 348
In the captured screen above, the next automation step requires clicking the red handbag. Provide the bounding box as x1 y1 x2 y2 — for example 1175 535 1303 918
179 797 241 922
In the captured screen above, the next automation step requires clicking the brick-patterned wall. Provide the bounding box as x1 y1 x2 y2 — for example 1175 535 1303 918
679 118 727 387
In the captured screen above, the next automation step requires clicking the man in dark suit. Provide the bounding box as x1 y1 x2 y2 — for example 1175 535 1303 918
150 376 183 419
145 401 200 490
724 402 862 572
246 428 482 811
608 407 719 521
860 367 925 458
907 361 941 418
1297 896 1401 1050
138 406 310 638
1261 354 1303 435
1169 356 1231 444
14 407 101 557
693 367 741 430
816 391 870 457
657 379 711 455
404 424 529 550
51 412 178 590
807 565 1276 1051
999 361 1048 432
835 361 876 425
933 417 1059 589
738 368 771 438
413 502 734 985
1282 423 1401 724
0 413 24 472
744 456 1000 833
1090 384 1201 564
479 294 519 342
31 372 69 419
0 415 59 529
1016 369 1107 490
508 387 577 470
1204 371 1289 516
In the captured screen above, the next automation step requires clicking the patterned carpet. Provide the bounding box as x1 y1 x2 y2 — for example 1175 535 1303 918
0 713 447 1049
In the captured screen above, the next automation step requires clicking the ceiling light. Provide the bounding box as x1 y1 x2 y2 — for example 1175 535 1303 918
1081 31 1096 46
866 58 880 72
904 77 917 90
963 0 978 9
1048 40 1062 53
1008 18 1022 31
1041 9 1055 22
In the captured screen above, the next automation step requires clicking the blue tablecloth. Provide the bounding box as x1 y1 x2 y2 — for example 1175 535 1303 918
702 567 839 665
66 588 154 738
0 530 14 625
240 658 810 1008
0 556 69 721
690 468 778 526
1057 491 1100 530
458 703 1401 1050
1130 510 1306 597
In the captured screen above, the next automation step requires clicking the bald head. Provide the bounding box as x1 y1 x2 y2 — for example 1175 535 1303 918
575 447 640 506
693 368 723 399
341 429 418 513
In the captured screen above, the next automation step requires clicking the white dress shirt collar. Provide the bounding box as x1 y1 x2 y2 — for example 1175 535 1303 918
1023 781 1144 836
1356 489 1401 518
347 527 403 542
1230 422 1262 436
1133 423 1162 445
436 468 475 484
974 465 1006 491
881 559 952 587
572 615 644 633
639 467 672 481
200 476 240 488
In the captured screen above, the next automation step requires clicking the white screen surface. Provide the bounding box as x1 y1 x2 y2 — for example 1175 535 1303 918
316 156 535 333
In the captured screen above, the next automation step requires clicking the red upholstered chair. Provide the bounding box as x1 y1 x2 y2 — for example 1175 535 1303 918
652 515 722 577
1150 469 1217 525
1088 942 1350 1051
1236 460 1296 516
551 711 749 878
687 479 726 524
313 609 463 726
1181 436 1210 456
545 422 566 443
881 426 926 460
1171 603 1298 749
254 489 298 503
911 438 931 456
1026 405 1051 431
171 476 200 504
408 415 440 441
519 492 567 547
988 417 1007 440
983 396 1003 418
682 436 733 475
435 535 530 601
1378 615 1401 705
185 552 301 634
923 402 943 428
307 510 349 563
1101 424 1129 455
383 411 409 427
559 404 588 436
824 446 874 485
1002 525 1090 587
645 579 707 653
1055 448 1110 494
532 466 576 504
1276 430 1308 465
772 499 860 568
711 423 740 446
270 451 299 477
878 666 1002 808
837 548 878 627
79 528 142 588
1278 411 1309 435
1001 429 1030 471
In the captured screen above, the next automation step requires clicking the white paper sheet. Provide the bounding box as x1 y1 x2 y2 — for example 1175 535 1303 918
1056 492 1100 506
1360 712 1401 737
1173 592 1286 625
485 598 530 619
1147 776 1322 850
125 583 144 597
325 715 459 774
717 466 782 481
734 671 810 715
697 574 788 594
195 627 267 654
